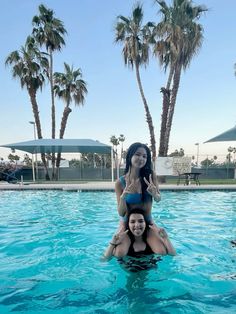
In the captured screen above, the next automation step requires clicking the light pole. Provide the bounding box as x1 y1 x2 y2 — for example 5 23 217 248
29 121 38 181
195 143 199 167
111 147 114 182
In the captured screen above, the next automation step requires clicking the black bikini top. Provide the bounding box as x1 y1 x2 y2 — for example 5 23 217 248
127 241 154 257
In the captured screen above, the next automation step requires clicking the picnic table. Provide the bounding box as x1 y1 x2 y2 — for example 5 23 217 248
177 172 201 186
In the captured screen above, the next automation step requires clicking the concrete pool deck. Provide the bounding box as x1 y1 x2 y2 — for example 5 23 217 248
1 181 236 191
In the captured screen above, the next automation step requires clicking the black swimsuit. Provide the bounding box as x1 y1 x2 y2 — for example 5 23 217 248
127 241 154 257
119 242 162 272
118 240 166 272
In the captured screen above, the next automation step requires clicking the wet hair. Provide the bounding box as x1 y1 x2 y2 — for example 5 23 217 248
125 208 149 242
124 142 153 201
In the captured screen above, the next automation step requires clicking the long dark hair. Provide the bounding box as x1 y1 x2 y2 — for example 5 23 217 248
124 142 153 201
125 208 149 243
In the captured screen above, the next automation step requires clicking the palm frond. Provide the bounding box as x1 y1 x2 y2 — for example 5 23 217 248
54 63 87 107
32 4 67 52
153 0 207 72
115 4 150 69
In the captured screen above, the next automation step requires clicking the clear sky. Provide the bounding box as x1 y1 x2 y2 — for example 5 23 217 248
1 0 236 162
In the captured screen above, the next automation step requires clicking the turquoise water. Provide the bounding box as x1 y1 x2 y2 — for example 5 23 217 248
0 190 235 313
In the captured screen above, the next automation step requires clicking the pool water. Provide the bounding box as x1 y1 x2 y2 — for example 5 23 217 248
0 190 235 313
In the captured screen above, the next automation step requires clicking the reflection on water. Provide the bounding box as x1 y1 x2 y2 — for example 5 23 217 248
0 190 235 313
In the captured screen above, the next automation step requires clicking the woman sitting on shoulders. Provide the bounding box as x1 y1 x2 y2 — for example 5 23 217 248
116 142 161 225
104 208 176 259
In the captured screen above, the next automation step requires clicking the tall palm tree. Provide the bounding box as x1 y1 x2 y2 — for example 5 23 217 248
54 62 87 178
115 4 157 160
153 0 207 156
5 36 50 180
32 4 67 178
118 134 125 166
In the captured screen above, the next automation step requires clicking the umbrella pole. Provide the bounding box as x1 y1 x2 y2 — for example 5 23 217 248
32 154 35 182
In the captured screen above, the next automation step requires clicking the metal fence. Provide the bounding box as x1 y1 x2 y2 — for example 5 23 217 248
13 165 236 181
14 167 116 181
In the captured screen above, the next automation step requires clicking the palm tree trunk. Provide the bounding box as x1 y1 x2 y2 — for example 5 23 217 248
49 48 56 180
28 87 43 139
55 106 72 179
164 63 182 156
166 64 175 91
59 106 72 139
28 86 50 180
134 62 156 160
41 153 50 180
158 65 174 157
158 87 170 156
49 48 55 138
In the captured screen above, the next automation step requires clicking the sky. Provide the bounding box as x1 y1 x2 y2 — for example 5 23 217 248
1 0 236 162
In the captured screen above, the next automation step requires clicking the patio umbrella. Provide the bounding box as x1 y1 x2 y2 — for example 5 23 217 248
204 126 236 143
0 138 111 154
0 139 113 181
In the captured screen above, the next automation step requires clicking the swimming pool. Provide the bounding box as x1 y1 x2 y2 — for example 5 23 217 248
0 190 235 313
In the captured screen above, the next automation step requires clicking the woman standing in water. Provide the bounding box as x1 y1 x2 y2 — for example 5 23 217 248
104 208 176 259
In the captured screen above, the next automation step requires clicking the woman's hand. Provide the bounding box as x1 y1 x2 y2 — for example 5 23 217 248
120 177 140 199
158 228 168 239
149 225 168 239
144 174 161 201
103 229 129 261
110 229 129 246
149 223 162 234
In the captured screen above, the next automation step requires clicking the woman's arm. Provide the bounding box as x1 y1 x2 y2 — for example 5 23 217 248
115 179 128 217
144 173 161 202
152 173 161 202
158 228 176 255
148 225 176 256
103 230 130 260
103 240 119 260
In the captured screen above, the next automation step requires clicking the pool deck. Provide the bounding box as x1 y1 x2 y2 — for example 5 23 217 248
1 181 236 191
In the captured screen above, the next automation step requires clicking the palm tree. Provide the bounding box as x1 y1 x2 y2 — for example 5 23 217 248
115 4 157 160
110 135 120 179
5 36 50 180
153 0 207 156
228 146 234 163
32 4 67 178
110 136 120 157
118 134 125 166
54 62 87 178
233 148 236 163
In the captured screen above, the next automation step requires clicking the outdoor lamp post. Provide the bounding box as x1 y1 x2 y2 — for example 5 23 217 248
195 143 199 167
29 121 37 181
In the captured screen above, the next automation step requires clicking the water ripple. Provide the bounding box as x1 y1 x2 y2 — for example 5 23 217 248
0 190 235 313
